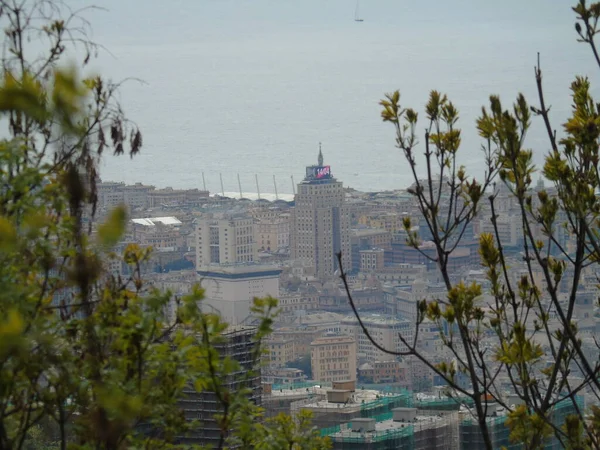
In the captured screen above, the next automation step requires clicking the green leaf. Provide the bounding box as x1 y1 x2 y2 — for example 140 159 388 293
97 205 127 248
0 216 17 251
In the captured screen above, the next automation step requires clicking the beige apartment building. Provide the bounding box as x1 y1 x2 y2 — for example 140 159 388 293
277 291 319 313
357 211 407 233
310 334 357 383
477 213 520 247
98 181 127 209
196 214 257 267
351 228 392 251
255 212 290 252
340 314 413 363
131 216 183 250
372 263 426 285
359 248 385 272
390 279 447 322
265 337 296 368
98 181 207 211
97 181 156 211
358 360 409 385
123 182 155 209
271 311 346 357
147 187 209 207
290 150 351 279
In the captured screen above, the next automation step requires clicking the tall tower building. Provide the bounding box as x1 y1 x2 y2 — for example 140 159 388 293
290 148 352 279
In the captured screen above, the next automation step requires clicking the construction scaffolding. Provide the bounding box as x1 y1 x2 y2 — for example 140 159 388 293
360 390 414 418
264 388 326 418
460 415 514 450
320 424 342 437
327 410 460 450
459 395 585 450
294 389 414 429
177 326 262 447
321 393 583 449
414 410 460 450
415 396 474 411
329 424 415 450
272 381 330 391
360 385 410 394
544 396 585 450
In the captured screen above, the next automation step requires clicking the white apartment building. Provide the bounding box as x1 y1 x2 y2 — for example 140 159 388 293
197 263 281 326
389 279 448 322
340 314 413 363
478 213 520 247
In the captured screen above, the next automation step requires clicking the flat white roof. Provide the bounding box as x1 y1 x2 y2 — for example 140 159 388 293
131 216 182 226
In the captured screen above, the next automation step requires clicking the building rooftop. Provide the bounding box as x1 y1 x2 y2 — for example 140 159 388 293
311 334 355 346
131 216 182 226
272 367 304 374
328 414 453 442
291 311 346 326
301 388 403 410
351 228 391 237
392 282 447 294
197 262 283 276
268 383 329 398
222 325 257 336
300 148 340 185
342 313 411 327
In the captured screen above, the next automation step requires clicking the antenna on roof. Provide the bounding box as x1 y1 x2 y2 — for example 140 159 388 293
255 174 261 200
273 175 279 200
318 142 323 166
291 175 296 195
202 172 207 191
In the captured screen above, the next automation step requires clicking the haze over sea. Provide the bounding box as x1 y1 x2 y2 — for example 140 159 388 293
81 0 598 195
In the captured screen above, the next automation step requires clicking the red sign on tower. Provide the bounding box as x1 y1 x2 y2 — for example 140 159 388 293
315 165 331 179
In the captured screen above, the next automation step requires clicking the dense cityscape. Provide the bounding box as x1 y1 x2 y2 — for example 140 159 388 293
93 148 593 449
3 0 600 449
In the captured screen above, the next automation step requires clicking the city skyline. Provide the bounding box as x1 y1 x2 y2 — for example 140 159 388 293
4 0 600 448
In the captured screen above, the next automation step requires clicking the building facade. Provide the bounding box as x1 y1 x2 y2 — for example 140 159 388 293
265 337 296 368
177 326 262 447
196 214 257 267
197 264 281 326
358 360 409 385
277 291 319 313
97 180 156 211
359 248 385 272
290 149 351 279
340 314 413 363
255 212 290 252
148 187 209 207
310 334 357 383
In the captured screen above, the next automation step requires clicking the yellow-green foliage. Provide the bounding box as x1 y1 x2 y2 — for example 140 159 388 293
375 3 600 450
0 10 322 450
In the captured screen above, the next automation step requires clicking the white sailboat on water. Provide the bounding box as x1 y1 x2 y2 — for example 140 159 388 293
354 0 364 22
